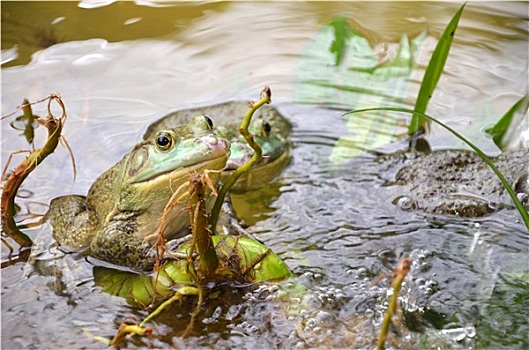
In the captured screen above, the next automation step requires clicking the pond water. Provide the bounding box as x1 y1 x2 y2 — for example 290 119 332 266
2 1 528 349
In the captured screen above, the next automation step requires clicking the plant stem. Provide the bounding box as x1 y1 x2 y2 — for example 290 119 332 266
189 173 219 276
209 86 272 230
1 95 66 247
140 286 199 327
377 258 411 350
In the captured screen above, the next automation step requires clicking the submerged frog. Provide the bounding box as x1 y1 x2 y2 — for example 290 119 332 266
144 101 292 192
390 149 529 217
47 115 230 270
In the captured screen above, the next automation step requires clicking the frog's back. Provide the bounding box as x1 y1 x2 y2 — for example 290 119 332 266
144 101 291 140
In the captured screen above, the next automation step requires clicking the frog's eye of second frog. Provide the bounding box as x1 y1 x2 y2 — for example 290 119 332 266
203 115 214 129
156 131 174 151
263 121 271 136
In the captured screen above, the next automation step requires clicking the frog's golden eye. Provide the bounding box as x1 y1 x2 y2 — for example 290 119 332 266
156 131 173 151
203 115 214 129
263 121 272 136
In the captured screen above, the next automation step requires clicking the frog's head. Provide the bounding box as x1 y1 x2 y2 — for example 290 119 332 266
219 116 291 191
125 115 229 185
117 115 230 235
139 102 292 193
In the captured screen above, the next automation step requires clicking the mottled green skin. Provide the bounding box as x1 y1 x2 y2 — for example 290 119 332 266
47 116 230 270
392 149 529 216
144 101 292 191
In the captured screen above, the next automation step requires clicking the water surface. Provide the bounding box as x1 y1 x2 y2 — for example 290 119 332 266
2 2 528 349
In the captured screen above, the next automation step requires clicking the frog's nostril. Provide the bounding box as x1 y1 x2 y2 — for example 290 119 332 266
205 136 219 146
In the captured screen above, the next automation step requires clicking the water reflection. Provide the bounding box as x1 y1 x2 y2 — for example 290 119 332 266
2 1 528 349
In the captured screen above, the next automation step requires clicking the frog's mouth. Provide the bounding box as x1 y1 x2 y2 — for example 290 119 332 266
176 153 230 177
136 153 230 185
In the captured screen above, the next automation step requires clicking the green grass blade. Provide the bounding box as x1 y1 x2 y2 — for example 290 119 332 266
409 3 466 135
485 95 529 150
347 107 529 230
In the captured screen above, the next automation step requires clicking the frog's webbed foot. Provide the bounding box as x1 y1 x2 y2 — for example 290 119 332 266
90 217 158 271
163 235 194 259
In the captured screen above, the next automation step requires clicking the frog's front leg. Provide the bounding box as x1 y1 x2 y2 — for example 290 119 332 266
47 195 100 250
89 211 158 271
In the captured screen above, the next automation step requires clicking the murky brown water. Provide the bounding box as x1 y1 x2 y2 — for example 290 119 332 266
2 1 528 349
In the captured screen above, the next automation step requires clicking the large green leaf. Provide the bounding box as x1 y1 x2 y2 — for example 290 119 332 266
294 16 427 108
332 31 427 162
293 15 428 162
94 235 292 306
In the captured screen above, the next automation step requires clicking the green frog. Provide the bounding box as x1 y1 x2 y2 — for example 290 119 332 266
144 101 292 192
390 149 529 216
47 115 231 271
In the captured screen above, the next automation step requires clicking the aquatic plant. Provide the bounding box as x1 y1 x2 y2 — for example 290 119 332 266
485 95 529 151
348 106 529 230
1 95 75 264
342 3 528 348
294 11 428 161
343 0 527 230
408 3 465 136
376 258 412 350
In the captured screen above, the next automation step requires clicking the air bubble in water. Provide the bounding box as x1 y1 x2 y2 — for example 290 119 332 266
464 325 476 338
441 327 466 342
393 195 418 211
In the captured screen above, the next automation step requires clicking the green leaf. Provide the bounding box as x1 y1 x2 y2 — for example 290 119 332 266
12 98 38 144
94 235 292 306
485 95 529 150
293 15 428 163
293 16 425 107
328 16 355 66
212 235 293 282
409 3 466 135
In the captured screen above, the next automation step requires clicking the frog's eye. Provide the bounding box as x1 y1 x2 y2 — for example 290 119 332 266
155 132 174 151
203 115 214 129
263 121 272 136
